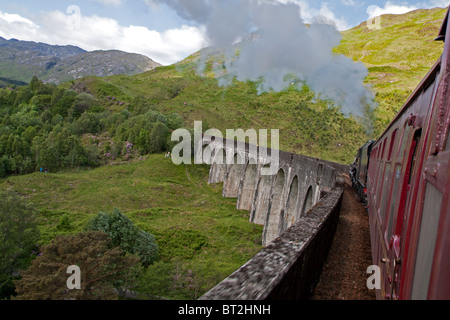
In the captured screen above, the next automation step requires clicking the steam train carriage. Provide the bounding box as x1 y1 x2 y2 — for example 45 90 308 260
350 140 375 206
351 7 450 300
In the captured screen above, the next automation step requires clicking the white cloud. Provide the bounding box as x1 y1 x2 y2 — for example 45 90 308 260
367 2 419 19
0 10 40 39
0 9 207 65
315 3 351 31
341 0 357 7
272 0 350 30
91 0 123 6
367 1 449 20
0 11 35 25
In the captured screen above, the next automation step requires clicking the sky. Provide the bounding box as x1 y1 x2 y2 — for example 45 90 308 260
0 0 449 65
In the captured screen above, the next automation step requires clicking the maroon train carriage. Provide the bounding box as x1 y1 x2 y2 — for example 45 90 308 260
361 8 450 300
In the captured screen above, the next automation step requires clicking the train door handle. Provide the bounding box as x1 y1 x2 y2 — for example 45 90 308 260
389 258 402 299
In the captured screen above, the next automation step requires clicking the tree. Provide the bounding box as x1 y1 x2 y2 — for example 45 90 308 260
0 190 40 299
73 112 100 135
130 95 154 114
87 208 159 267
136 128 150 154
71 93 97 118
149 121 168 154
167 113 184 130
13 87 33 107
30 94 51 111
14 231 140 300
29 76 39 93
51 89 76 117
35 126 90 171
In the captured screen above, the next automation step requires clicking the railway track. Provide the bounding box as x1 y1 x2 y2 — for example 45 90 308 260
312 175 376 300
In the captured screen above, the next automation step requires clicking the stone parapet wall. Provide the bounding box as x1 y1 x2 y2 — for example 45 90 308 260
200 188 344 300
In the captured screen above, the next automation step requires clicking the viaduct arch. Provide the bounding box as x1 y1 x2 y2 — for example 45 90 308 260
198 136 342 246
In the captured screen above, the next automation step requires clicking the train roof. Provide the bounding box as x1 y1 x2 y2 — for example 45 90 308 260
360 140 376 149
436 7 449 41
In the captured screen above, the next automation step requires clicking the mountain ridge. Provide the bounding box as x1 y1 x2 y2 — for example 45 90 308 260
0 36 161 85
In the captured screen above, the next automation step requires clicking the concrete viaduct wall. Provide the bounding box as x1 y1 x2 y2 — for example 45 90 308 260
196 136 346 300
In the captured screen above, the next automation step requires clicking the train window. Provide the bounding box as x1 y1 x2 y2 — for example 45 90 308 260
375 164 384 207
368 147 377 193
411 182 443 300
408 130 422 185
381 138 387 160
387 129 398 161
386 163 403 240
380 163 391 221
376 140 388 202
445 129 450 151
397 124 412 163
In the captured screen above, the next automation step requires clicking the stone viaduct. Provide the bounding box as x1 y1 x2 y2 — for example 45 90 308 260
196 135 348 299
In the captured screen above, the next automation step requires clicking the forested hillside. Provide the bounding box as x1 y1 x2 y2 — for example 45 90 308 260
0 76 183 177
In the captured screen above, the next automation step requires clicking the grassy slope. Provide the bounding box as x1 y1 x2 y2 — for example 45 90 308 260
85 65 368 165
0 154 263 299
336 8 446 135
0 62 42 84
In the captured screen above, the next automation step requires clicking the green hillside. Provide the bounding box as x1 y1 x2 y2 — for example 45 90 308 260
73 69 367 164
0 76 263 299
66 8 447 164
336 7 446 134
0 155 263 299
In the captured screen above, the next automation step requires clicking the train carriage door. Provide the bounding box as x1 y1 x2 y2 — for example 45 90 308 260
383 128 422 300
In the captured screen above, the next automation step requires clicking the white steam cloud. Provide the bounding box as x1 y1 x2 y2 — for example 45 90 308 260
148 0 375 118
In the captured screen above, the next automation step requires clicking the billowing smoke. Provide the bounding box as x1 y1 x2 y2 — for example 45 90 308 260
148 0 375 119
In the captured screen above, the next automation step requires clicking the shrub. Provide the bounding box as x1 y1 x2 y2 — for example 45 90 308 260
86 208 159 267
71 93 97 118
14 231 140 300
